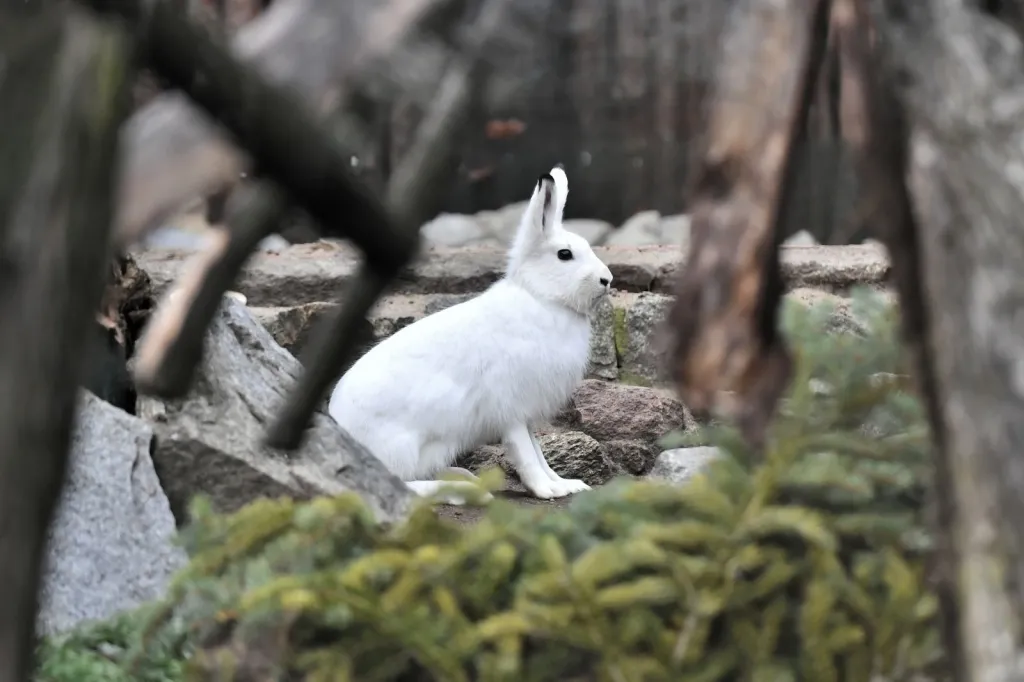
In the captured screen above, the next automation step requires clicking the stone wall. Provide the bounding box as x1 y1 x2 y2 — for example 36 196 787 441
134 241 892 388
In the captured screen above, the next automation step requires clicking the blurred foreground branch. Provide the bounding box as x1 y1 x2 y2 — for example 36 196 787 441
665 0 833 446
0 7 134 679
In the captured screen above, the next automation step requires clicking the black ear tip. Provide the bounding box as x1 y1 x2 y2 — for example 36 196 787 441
553 162 565 170
536 172 555 188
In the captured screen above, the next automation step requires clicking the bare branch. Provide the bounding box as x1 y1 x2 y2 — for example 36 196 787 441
132 183 290 397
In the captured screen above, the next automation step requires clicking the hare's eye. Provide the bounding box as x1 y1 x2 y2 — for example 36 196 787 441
557 249 574 261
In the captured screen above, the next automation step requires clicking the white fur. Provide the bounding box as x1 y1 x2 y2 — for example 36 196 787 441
328 165 614 502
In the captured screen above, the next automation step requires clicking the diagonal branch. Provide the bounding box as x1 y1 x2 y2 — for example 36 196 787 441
664 0 833 448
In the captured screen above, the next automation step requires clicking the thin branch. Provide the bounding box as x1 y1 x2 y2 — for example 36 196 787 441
132 182 290 397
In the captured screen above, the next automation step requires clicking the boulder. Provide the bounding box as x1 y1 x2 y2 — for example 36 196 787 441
460 431 618 486
560 379 695 444
647 447 723 485
551 380 697 476
606 211 663 247
136 299 413 524
38 391 187 635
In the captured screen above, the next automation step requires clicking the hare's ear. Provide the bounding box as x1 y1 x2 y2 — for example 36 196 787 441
517 165 567 245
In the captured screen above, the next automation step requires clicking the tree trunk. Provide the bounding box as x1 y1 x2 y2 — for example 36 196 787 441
868 1 1024 679
0 6 134 679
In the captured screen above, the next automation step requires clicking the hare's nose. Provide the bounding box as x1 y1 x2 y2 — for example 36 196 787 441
600 276 611 287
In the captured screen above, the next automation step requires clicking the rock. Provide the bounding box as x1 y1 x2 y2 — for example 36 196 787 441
564 218 613 245
459 432 618 486
783 230 819 247
421 213 491 248
605 211 662 247
541 432 617 485
560 379 697 446
248 301 336 356
604 212 691 248
133 243 890 307
422 293 477 315
258 234 292 252
618 292 672 384
603 439 658 476
37 392 187 635
785 288 871 336
251 292 618 380
136 299 413 524
588 299 618 380
472 201 528 243
647 447 722 485
659 214 692 247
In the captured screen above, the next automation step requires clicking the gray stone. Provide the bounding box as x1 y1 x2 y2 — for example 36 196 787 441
588 298 618 380
136 299 413 524
620 292 672 384
783 230 819 247
421 213 491 248
247 301 335 356
541 432 618 485
564 218 613 245
658 214 692 247
605 210 663 247
647 447 722 485
459 431 618 486
473 201 528 243
603 439 658 476
37 392 187 636
423 293 477 315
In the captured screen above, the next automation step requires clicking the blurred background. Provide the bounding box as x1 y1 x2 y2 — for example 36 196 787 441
143 0 862 246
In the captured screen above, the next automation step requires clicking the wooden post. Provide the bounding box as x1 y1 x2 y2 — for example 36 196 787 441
0 6 134 678
664 0 833 447
866 0 1024 678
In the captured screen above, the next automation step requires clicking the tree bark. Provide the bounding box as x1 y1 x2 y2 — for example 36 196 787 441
0 6 134 679
868 0 1024 679
664 0 832 446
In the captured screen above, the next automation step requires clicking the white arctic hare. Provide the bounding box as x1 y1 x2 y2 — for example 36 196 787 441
328 165 614 501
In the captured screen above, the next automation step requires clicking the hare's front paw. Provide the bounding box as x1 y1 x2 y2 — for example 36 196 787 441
526 477 591 500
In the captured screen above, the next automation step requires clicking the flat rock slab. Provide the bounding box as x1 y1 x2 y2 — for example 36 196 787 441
133 242 891 308
38 391 187 636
